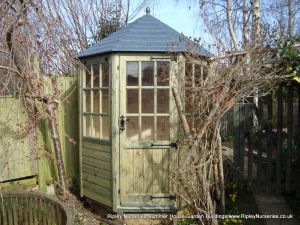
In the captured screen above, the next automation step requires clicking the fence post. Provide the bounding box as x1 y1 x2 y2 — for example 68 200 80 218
276 85 283 194
234 104 240 170
296 84 300 199
247 106 254 192
233 103 245 184
266 94 273 192
286 84 293 193
256 98 264 192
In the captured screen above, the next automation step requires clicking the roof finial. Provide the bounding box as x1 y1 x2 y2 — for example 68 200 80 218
146 7 150 15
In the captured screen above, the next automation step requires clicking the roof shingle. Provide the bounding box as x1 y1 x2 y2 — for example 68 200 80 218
78 14 212 58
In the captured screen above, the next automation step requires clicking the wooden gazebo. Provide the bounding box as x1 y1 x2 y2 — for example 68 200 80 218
78 8 211 212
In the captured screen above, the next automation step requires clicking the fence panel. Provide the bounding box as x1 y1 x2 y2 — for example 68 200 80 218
0 97 37 182
233 83 299 196
0 76 78 188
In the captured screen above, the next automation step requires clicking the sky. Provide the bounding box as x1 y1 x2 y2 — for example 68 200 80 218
132 0 208 40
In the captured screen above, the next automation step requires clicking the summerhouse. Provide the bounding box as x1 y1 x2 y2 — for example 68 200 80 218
78 8 211 212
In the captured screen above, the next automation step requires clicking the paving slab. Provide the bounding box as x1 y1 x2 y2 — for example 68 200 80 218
254 193 299 225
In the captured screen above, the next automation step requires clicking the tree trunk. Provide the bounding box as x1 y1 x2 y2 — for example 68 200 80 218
288 0 294 37
242 0 250 49
171 86 191 138
251 0 261 46
46 101 68 199
226 0 239 50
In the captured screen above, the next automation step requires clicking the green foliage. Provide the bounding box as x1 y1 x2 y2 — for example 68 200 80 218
176 208 199 225
221 133 234 142
92 4 124 43
223 182 243 225
275 38 300 80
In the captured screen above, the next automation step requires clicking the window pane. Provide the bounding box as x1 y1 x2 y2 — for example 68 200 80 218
84 115 91 136
157 89 169 113
127 62 139 86
186 115 193 130
194 117 200 130
157 116 170 141
142 61 154 86
92 116 100 138
157 61 169 86
101 116 110 140
127 89 139 113
102 89 109 113
93 90 99 113
85 90 91 113
127 116 139 141
195 64 201 87
185 89 193 113
142 89 154 113
185 63 193 88
85 65 91 88
93 64 99 88
141 117 154 141
102 63 109 87
203 67 208 80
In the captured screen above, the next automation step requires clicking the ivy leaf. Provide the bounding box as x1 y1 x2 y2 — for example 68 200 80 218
293 76 300 83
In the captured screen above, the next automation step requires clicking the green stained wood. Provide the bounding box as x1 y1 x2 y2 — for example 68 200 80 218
82 141 111 152
7 198 13 225
82 173 112 189
37 76 79 191
82 148 111 161
111 54 120 211
0 97 36 183
82 155 112 171
33 197 38 225
84 189 113 207
82 164 112 180
28 197 33 225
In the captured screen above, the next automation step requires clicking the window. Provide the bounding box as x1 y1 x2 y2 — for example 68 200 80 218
126 61 170 141
185 62 208 130
83 63 110 140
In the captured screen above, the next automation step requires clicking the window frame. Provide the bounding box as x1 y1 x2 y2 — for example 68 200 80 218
184 61 209 130
82 59 111 143
125 60 171 142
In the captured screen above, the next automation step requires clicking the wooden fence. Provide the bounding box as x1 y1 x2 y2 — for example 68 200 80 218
0 97 37 182
0 191 71 225
233 83 300 196
0 76 79 191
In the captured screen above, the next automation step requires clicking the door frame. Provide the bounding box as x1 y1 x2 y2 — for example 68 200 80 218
118 53 179 211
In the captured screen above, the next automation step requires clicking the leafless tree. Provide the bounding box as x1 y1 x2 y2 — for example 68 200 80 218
169 0 296 224
0 0 151 198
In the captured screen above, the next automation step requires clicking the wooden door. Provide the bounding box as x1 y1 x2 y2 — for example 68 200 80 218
119 55 177 209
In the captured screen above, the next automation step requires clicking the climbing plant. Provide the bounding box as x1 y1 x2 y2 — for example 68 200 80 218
275 38 300 81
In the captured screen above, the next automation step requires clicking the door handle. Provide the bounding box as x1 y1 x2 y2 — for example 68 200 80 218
119 115 130 132
150 194 176 200
119 115 126 132
150 142 177 149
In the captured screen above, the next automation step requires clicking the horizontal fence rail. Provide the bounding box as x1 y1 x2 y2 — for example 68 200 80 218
233 83 300 196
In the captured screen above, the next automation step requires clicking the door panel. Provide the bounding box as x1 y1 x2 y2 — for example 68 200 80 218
120 148 173 206
119 55 176 208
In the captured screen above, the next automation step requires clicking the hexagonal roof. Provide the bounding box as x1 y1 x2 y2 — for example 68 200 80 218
78 12 212 58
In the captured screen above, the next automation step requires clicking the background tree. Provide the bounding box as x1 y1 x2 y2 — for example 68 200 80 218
170 0 299 224
0 0 151 198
